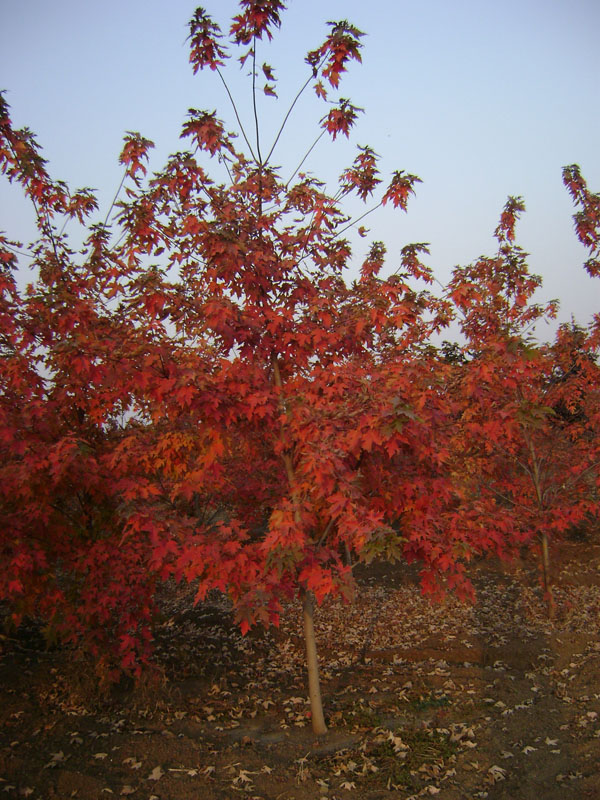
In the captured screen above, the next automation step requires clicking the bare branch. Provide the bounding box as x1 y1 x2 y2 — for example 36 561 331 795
216 67 257 161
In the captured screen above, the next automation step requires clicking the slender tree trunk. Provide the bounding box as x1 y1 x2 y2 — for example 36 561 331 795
272 355 328 736
523 427 555 619
540 532 555 618
302 589 327 735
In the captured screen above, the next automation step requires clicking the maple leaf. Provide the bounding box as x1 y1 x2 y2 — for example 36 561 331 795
382 170 421 210
314 80 327 100
322 99 362 140
188 8 227 72
181 109 232 155
309 20 364 89
230 1 285 44
262 62 275 81
119 132 154 182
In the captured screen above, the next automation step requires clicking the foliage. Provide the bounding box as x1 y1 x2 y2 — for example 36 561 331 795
1 1 599 727
446 199 600 608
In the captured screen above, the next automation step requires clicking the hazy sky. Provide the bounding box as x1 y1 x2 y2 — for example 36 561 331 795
1 0 599 339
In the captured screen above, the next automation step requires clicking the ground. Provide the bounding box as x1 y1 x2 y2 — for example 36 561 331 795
1 537 600 800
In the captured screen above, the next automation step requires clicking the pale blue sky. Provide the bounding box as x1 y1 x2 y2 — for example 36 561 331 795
1 0 599 337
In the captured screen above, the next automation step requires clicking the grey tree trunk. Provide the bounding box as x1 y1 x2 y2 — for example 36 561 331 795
302 589 327 735
541 532 555 618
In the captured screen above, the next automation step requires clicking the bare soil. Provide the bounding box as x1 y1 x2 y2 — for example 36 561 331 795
1 538 600 800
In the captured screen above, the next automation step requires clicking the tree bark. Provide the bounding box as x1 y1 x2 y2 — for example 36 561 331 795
540 532 555 618
523 428 555 619
302 589 327 735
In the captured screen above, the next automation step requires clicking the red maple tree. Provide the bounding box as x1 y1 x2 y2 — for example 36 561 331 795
446 197 600 614
1 3 598 733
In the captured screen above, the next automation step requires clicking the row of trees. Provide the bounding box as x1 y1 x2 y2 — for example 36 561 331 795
1 2 599 734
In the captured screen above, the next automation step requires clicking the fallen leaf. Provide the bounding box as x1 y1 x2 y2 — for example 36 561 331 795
233 769 255 785
147 766 164 781
123 757 142 770
487 765 507 782
44 752 66 769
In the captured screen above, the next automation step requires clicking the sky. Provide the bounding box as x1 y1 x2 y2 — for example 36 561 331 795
1 0 599 341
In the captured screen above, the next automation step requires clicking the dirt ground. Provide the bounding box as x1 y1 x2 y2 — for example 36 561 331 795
1 537 600 800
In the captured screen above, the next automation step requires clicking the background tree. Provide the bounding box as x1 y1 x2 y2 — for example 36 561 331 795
447 198 600 614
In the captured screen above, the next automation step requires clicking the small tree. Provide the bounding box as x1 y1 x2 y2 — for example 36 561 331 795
149 3 473 732
447 197 600 613
0 3 475 728
563 164 600 347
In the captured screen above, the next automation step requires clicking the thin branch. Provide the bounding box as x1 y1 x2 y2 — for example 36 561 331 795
482 433 536 480
216 67 257 161
266 73 315 168
332 200 383 241
265 51 329 168
218 151 235 185
104 168 128 227
49 501 86 531
524 431 544 507
285 129 326 189
317 515 336 547
33 197 63 270
486 484 533 516
58 212 71 238
4 137 63 267
560 459 600 492
2 242 35 259
251 41 262 165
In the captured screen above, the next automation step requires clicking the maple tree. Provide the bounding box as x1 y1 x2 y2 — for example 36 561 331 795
0 107 183 676
446 198 600 614
563 164 600 353
1 1 599 735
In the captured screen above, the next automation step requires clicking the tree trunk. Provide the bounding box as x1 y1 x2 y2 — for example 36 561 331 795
302 589 327 735
540 532 555 618
272 356 327 734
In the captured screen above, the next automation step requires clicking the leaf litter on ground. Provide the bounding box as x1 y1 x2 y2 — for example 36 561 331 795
1 540 599 798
